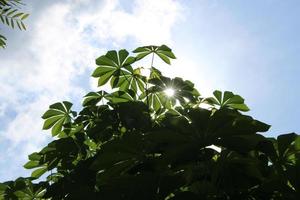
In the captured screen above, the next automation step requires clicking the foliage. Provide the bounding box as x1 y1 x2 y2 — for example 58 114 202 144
1 45 300 199
0 0 29 48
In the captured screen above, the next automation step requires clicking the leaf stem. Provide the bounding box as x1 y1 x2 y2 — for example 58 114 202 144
144 52 155 124
151 51 155 68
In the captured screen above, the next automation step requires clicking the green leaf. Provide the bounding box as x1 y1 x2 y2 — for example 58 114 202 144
23 161 40 169
223 91 234 102
51 118 65 136
10 18 14 28
92 49 136 88
0 8 10 15
42 101 74 137
95 56 115 67
6 9 17 16
156 44 176 64
133 44 176 64
106 91 135 103
229 103 249 111
150 67 162 79
83 91 107 106
21 13 29 20
15 21 21 30
156 53 170 64
136 52 151 60
277 133 297 157
205 90 250 111
218 134 266 152
0 15 4 24
119 49 129 65
213 90 222 104
28 152 41 161
98 70 115 86
31 167 47 179
295 136 300 150
0 34 6 48
5 16 9 26
225 95 244 104
144 76 200 111
20 20 26 30
111 70 145 94
133 46 152 53
12 12 23 18
157 49 176 59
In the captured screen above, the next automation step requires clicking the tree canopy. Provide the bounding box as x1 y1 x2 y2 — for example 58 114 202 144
1 45 300 199
0 0 29 48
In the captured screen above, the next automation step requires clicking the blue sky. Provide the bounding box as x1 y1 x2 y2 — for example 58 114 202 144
0 0 299 181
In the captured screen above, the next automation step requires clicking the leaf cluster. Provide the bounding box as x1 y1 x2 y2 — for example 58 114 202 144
1 45 300 199
0 0 29 48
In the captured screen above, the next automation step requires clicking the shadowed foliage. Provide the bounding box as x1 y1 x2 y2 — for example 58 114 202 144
1 45 300 199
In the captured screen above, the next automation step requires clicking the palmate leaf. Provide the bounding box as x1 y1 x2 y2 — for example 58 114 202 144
42 101 74 136
82 90 108 106
149 92 167 111
205 90 250 111
277 133 298 157
76 105 109 129
156 44 176 64
150 66 162 79
140 85 171 111
92 49 135 87
106 90 136 104
275 133 300 165
24 137 80 181
24 138 80 181
133 44 176 65
111 67 146 94
142 76 200 111
0 178 47 200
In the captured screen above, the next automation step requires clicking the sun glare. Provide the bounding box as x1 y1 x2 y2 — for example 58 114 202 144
164 88 175 97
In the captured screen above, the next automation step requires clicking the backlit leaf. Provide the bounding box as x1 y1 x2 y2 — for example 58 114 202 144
31 167 47 179
42 101 74 137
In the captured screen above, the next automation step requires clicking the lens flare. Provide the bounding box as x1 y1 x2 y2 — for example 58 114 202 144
164 88 175 97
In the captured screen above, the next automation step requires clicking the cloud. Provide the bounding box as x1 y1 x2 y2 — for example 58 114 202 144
0 0 184 180
74 0 183 45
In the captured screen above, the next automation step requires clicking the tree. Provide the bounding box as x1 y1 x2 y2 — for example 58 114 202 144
0 0 29 48
1 45 300 199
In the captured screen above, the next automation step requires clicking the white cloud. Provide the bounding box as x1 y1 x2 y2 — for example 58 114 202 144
0 0 184 180
0 103 5 117
76 0 183 45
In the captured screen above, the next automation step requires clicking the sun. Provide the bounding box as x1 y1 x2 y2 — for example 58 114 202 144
164 88 175 97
